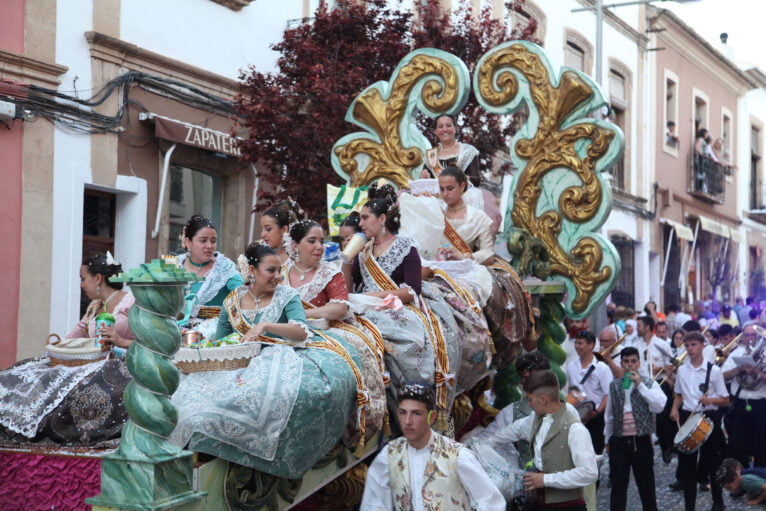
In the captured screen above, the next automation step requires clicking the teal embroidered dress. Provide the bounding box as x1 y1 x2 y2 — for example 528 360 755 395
170 285 362 479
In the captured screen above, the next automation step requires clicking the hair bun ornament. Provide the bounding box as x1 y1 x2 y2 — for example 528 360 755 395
236 254 251 284
105 251 119 266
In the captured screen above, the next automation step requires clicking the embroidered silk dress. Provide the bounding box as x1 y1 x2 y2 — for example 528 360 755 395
0 293 135 446
286 260 386 441
170 285 364 479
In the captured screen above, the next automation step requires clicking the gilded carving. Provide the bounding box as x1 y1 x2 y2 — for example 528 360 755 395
475 41 622 317
332 49 470 189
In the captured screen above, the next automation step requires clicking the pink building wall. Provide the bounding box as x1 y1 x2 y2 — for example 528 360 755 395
0 0 25 367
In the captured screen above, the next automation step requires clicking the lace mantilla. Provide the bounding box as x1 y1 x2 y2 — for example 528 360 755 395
360 236 416 293
178 252 239 315
440 142 479 172
286 260 340 304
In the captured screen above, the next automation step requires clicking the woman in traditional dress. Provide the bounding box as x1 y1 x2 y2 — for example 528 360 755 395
419 114 501 234
338 211 362 251
0 253 135 446
259 201 300 265
342 184 458 432
170 244 367 479
401 168 534 371
177 215 243 335
283 219 386 441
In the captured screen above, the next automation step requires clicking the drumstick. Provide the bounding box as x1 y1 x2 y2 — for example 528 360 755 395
675 417 681 430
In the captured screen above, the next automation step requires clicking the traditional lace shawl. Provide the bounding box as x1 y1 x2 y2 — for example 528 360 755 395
360 236 417 294
178 252 239 315
286 260 350 307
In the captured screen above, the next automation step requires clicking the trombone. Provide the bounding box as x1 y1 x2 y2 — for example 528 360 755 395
714 331 744 366
595 333 628 361
657 322 713 386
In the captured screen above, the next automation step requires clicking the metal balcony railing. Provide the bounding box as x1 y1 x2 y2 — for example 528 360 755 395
690 152 729 204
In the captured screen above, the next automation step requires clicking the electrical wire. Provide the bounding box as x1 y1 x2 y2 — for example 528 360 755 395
2 71 234 134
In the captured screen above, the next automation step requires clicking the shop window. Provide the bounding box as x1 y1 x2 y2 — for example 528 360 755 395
167 165 222 254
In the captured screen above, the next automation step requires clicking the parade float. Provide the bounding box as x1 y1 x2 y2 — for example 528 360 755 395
0 40 622 510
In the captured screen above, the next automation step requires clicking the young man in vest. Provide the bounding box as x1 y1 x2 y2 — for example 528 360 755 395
670 332 730 511
604 346 667 510
565 330 612 455
490 370 598 510
360 383 505 511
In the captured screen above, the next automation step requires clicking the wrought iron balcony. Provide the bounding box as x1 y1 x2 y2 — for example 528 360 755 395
689 152 729 204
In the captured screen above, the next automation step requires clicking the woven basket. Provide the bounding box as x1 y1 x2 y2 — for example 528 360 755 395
46 334 111 368
174 343 261 374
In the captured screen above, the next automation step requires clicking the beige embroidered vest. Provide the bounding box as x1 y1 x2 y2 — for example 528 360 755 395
387 432 471 511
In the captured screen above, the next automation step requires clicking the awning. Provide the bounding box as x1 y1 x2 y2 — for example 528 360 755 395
729 227 744 243
698 215 730 239
660 217 694 241
139 112 243 157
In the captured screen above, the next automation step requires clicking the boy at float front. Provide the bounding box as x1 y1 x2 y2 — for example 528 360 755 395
360 383 505 511
669 332 729 511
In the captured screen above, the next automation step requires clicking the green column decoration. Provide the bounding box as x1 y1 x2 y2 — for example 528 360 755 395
88 260 205 510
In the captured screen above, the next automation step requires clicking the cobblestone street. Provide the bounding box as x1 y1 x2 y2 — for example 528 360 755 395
596 444 762 510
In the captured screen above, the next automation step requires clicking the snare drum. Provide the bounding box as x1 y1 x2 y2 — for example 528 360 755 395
673 412 713 454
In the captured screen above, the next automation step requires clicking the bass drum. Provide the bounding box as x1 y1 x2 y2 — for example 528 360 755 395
673 412 713 454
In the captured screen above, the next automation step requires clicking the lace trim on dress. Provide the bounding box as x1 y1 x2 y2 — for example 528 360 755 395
178 252 239 316
238 285 300 326
360 236 416 293
286 260 340 304
455 143 479 172
288 319 313 339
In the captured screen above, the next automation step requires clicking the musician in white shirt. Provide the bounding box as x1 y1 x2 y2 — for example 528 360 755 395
670 332 729 511
626 316 673 379
722 324 766 468
565 330 612 454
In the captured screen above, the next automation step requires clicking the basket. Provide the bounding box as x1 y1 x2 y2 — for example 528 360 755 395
174 343 261 374
46 334 111 368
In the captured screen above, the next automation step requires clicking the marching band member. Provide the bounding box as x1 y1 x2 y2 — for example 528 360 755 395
722 323 766 467
604 347 667 511
669 332 729 511
565 330 612 455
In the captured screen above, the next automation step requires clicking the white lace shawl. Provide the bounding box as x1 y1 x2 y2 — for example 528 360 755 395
453 142 479 171
286 260 350 307
178 252 239 315
238 285 313 340
359 236 416 294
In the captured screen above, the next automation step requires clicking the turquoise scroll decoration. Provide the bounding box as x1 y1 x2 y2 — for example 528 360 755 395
331 48 471 189
474 40 622 319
